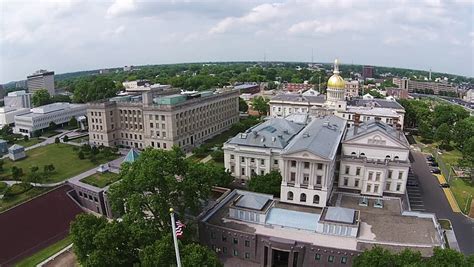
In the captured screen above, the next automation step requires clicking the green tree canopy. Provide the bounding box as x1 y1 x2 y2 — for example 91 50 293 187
434 123 451 148
453 117 474 149
72 76 119 103
32 89 51 107
248 170 282 197
251 96 269 116
239 97 249 113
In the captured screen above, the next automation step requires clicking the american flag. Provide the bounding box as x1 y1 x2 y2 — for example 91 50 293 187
175 220 186 238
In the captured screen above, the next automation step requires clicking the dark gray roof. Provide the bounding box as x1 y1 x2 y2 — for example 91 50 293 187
348 99 404 110
344 120 409 147
271 94 326 103
324 207 355 224
282 116 346 160
227 118 305 149
235 194 271 211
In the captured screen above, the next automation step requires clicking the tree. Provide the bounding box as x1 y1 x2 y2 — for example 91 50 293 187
367 90 384 99
11 166 23 180
210 149 224 163
63 135 69 142
23 135 29 142
181 243 222 267
460 137 474 182
419 120 434 140
0 159 3 172
453 117 474 149
353 246 394 267
70 214 108 263
394 248 423 266
78 151 85 160
72 76 119 103
43 164 55 175
54 137 60 144
26 166 41 183
427 247 468 266
434 123 451 148
248 171 282 197
32 89 51 107
69 117 78 128
251 96 269 116
239 97 249 113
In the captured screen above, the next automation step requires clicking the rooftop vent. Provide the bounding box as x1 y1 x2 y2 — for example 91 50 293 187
272 136 276 142
303 133 310 138
240 133 247 139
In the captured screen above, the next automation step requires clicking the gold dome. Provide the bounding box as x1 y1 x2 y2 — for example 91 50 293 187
327 59 345 90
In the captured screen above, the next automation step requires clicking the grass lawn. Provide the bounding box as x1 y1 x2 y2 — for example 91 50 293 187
0 181 7 194
1 144 118 183
450 177 474 214
14 138 42 148
15 235 72 267
81 172 120 188
0 186 51 212
438 219 452 230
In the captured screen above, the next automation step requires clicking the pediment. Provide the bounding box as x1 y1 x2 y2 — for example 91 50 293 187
344 129 408 149
282 150 328 161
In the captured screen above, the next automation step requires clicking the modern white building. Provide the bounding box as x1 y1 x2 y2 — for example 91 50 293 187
13 102 86 136
27 70 55 95
269 59 406 129
280 115 346 208
4 90 32 109
0 106 30 127
338 119 410 196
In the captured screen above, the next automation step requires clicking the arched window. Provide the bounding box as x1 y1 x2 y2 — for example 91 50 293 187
313 195 320 204
360 153 366 157
287 191 294 201
385 155 391 160
300 193 307 202
394 156 399 160
351 152 356 156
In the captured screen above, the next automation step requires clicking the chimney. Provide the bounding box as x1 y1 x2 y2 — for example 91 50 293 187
142 91 153 106
396 123 402 138
393 117 399 128
354 113 360 135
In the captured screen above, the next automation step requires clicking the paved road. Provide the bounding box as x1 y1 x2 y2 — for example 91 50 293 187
410 151 474 254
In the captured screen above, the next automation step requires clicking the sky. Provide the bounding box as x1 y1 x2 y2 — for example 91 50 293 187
0 0 473 83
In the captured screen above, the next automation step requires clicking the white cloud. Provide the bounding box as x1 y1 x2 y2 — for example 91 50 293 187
106 0 137 19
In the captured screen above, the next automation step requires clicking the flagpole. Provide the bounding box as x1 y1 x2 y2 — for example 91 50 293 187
170 208 182 267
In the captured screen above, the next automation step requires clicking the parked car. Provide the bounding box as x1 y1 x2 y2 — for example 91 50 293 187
431 168 441 174
429 161 439 167
426 155 435 161
440 183 450 188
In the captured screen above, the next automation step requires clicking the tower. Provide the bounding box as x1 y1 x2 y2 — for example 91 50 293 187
326 59 346 103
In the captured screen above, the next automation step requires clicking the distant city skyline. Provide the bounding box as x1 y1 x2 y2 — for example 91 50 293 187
1 0 473 83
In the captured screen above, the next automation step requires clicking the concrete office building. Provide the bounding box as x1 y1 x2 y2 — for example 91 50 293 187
4 90 32 109
392 77 457 95
27 70 55 95
0 106 30 127
345 80 360 98
338 118 410 197
87 89 240 152
13 102 86 137
199 188 444 267
362 66 375 79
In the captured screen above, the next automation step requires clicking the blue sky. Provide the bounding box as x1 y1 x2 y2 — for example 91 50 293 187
0 0 473 83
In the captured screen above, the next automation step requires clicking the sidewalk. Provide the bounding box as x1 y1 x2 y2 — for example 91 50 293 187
445 229 461 251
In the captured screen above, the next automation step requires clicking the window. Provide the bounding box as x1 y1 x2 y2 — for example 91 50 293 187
317 163 323 170
396 183 402 191
360 153 366 157
341 256 348 264
233 249 238 256
316 175 322 185
313 195 320 204
230 154 234 160
211 232 216 239
245 240 250 247
356 167 361 176
241 157 245 163
222 235 227 242
260 159 265 165
233 238 238 245
290 172 296 182
241 168 245 176
303 174 309 184
355 179 360 187
245 252 250 259
274 159 278 165
385 182 391 191
345 166 350 174
291 160 296 167
386 155 391 160
343 177 349 186
304 162 310 169
315 253 321 260
287 191 294 200
368 172 373 180
367 184 372 192
223 247 227 254
328 255 335 263
374 184 379 193
388 170 393 179
398 171 403 180
300 193 306 202
250 158 255 163
375 172 381 181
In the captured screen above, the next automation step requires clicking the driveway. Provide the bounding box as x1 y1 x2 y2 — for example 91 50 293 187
410 151 474 254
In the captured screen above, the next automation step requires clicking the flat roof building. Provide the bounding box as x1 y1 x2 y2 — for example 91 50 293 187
27 70 55 95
